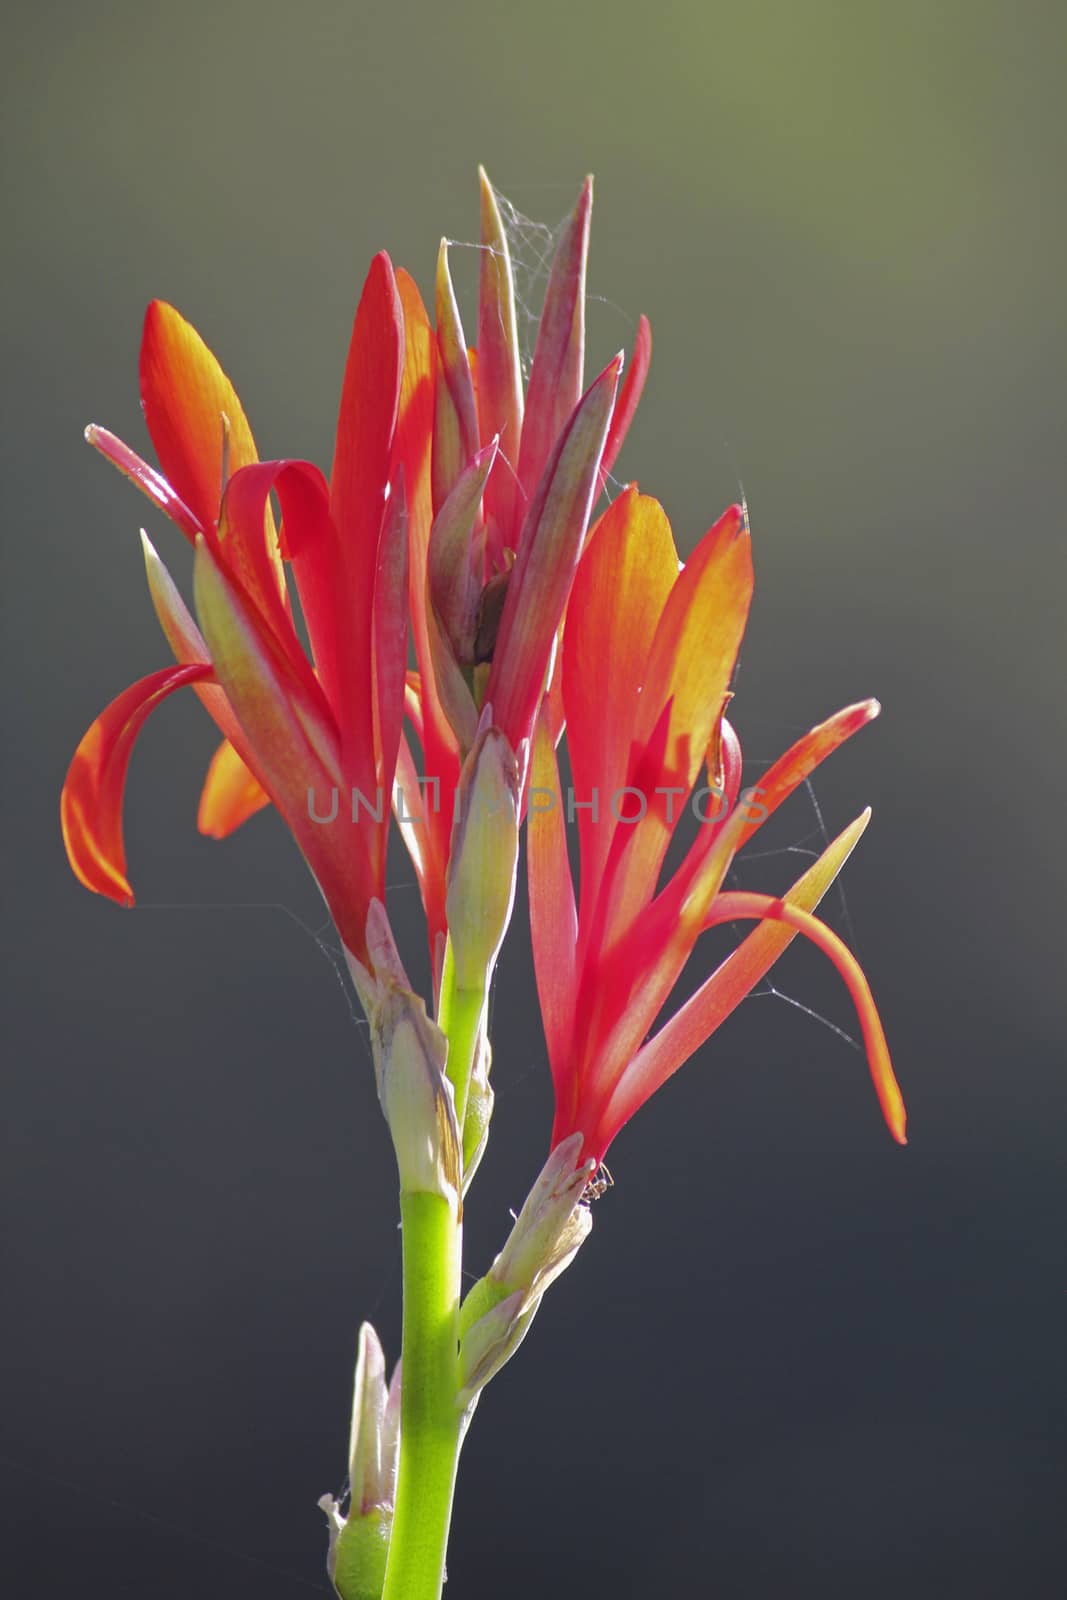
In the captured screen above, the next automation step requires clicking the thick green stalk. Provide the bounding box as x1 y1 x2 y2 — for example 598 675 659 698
380 1190 464 1600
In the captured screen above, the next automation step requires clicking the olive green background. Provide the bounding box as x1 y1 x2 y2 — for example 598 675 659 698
4 1 1064 1595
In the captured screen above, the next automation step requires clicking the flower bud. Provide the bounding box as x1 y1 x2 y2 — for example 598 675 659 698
457 1135 595 1403
371 983 462 1204
319 1323 402 1598
445 721 520 993
491 1133 595 1297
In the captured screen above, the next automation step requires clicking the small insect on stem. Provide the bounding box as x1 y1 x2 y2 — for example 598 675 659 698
582 1162 614 1202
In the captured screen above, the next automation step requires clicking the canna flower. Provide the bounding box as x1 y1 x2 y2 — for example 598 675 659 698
391 171 650 983
528 486 906 1165
61 256 411 974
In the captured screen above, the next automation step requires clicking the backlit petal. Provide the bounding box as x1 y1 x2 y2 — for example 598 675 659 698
61 663 213 904
703 890 907 1144
198 738 271 839
140 300 258 534
563 487 677 920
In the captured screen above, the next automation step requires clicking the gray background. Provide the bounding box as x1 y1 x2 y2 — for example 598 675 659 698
4 1 1064 1594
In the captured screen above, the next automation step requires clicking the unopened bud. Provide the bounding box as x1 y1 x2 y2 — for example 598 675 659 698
371 984 461 1204
491 1133 595 1297
457 1136 595 1403
445 721 520 992
319 1323 401 1598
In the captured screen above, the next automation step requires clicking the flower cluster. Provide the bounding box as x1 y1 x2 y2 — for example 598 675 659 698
63 167 904 1181
62 168 905 1599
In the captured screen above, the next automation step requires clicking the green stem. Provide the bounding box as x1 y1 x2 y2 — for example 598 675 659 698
437 939 487 1129
381 1190 464 1600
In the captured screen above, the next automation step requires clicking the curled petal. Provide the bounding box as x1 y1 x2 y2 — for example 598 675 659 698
140 300 258 534
704 890 906 1145
61 663 213 904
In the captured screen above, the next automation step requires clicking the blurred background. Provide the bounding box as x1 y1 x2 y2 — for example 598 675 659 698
4 1 1064 1594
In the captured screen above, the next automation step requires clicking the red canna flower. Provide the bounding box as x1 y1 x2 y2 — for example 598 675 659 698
395 171 649 983
61 256 410 972
528 485 906 1165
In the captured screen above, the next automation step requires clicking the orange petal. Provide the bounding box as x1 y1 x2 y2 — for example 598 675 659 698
562 487 678 921
61 663 213 904
636 502 753 792
736 700 881 850
198 737 271 839
140 301 258 534
705 891 905 1145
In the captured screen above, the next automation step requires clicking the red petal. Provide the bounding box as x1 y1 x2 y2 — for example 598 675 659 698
487 354 621 753
290 256 402 791
394 267 461 958
517 177 592 508
330 252 404 561
598 315 651 490
217 459 329 675
476 168 525 556
198 738 271 838
140 301 258 534
193 537 378 962
433 241 480 515
371 472 410 802
61 663 213 904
